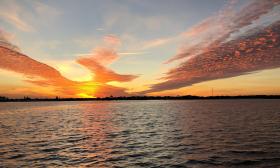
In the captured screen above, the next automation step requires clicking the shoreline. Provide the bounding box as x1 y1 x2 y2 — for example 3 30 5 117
1 95 280 102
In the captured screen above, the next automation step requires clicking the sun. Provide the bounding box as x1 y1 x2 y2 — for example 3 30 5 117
76 82 99 98
77 93 95 98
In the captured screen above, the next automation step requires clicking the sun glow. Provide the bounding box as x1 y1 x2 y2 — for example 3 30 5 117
53 61 92 82
76 93 95 98
76 82 99 98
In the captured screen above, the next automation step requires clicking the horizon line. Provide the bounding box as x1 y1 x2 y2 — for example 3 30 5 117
1 95 280 102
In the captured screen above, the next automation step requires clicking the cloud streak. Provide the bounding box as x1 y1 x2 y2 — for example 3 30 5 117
0 0 34 31
145 20 280 93
166 0 280 63
0 0 61 32
0 45 80 96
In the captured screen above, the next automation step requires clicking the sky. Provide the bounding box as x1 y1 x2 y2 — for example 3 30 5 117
0 0 280 98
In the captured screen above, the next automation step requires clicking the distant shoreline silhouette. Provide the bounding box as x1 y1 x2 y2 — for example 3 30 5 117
0 95 279 102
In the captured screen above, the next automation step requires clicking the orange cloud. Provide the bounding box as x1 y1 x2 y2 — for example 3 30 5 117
76 35 138 83
0 33 138 98
77 53 137 83
89 47 119 65
0 46 81 96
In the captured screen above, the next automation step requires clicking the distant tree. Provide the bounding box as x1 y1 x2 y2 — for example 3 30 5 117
0 96 8 101
23 96 31 100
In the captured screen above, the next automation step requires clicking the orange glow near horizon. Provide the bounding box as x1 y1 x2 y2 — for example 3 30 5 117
77 82 98 98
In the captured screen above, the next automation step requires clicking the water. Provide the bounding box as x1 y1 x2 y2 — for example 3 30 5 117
0 100 280 167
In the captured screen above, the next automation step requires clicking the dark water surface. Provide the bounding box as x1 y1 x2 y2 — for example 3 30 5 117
0 100 280 167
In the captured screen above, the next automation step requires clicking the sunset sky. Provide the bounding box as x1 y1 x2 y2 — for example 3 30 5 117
0 0 280 98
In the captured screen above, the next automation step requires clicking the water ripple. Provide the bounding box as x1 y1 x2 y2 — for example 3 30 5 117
0 100 280 167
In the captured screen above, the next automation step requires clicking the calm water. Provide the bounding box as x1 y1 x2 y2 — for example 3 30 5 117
0 100 280 167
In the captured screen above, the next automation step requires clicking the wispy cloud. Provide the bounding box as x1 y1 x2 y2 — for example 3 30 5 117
119 52 147 56
0 0 60 32
96 28 104 31
166 0 280 63
0 28 20 51
141 37 174 50
32 1 61 19
0 0 34 31
103 34 122 47
144 20 280 93
144 0 280 93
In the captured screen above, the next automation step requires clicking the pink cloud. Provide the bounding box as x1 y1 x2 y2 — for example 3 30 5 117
166 0 280 64
89 47 119 65
144 20 280 93
103 34 121 47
